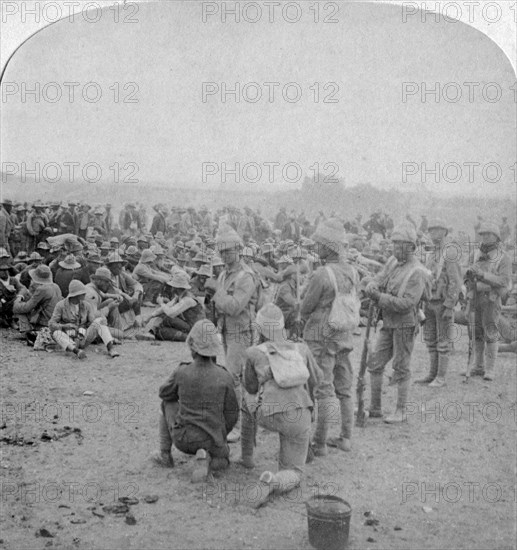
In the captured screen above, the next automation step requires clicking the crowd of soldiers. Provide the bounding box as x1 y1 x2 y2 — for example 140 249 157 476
0 196 515 504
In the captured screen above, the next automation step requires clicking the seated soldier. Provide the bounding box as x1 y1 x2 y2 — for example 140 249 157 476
132 249 171 305
49 280 120 359
240 304 322 507
84 266 127 340
18 252 44 289
13 264 62 345
105 252 143 328
54 254 82 297
0 254 28 328
137 271 205 341
152 320 239 482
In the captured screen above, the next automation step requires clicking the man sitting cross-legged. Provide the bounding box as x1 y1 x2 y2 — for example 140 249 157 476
49 279 120 359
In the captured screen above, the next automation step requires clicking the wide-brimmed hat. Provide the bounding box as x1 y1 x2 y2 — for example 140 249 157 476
1 198 13 206
391 224 417 244
91 266 112 281
167 271 191 289
59 254 81 270
29 264 53 284
150 245 165 256
124 245 140 257
36 241 50 251
106 252 126 265
312 218 347 253
186 320 221 357
16 204 27 212
0 247 11 259
427 218 449 233
86 254 103 265
211 256 224 268
192 251 210 264
195 264 213 278
216 227 244 252
140 249 157 264
100 241 111 251
14 251 28 262
256 303 285 341
175 240 185 250
28 252 43 263
68 280 87 298
478 222 501 240
110 237 119 245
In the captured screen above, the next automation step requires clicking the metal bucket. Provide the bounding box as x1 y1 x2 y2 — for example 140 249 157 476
306 495 352 550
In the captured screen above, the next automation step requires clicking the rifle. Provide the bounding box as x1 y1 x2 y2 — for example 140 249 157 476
464 275 478 383
356 301 376 427
293 261 303 340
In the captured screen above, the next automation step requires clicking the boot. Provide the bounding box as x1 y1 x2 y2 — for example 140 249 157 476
237 410 255 469
107 341 120 358
191 449 212 483
312 397 336 456
415 351 438 384
483 342 498 381
327 397 353 452
384 379 409 424
369 373 383 418
429 354 448 387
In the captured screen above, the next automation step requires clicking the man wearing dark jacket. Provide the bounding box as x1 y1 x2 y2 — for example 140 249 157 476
152 320 238 482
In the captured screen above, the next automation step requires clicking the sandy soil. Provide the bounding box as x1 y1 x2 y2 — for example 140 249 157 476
1 323 515 550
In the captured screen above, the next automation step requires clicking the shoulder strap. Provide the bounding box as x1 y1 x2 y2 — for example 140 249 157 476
398 263 428 298
325 266 338 297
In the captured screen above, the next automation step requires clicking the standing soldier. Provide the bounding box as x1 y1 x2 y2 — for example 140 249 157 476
301 218 359 454
104 203 114 238
212 227 257 443
59 203 78 235
464 222 512 381
416 219 462 387
366 224 427 423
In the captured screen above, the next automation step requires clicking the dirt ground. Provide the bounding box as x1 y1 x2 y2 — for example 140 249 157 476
1 321 515 550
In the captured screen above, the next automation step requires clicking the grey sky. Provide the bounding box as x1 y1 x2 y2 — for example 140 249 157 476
1 1 515 196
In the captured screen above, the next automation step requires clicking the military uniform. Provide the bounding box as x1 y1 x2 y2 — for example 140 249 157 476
366 224 427 422
466 223 512 380
419 220 462 386
300 218 359 453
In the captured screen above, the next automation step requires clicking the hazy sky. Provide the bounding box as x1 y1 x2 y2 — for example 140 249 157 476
1 1 515 196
